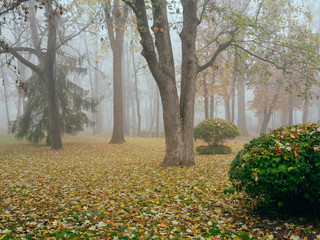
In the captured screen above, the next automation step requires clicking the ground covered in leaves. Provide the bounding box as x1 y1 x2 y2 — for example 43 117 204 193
0 136 319 239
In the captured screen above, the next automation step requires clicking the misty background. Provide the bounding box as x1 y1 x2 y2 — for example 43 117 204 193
1 0 320 138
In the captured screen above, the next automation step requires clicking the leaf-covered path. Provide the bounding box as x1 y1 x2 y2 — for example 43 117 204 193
0 137 319 239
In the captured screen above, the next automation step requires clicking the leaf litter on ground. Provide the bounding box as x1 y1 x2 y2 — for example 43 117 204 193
0 137 319 239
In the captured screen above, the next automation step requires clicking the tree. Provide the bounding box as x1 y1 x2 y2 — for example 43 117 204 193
0 0 62 149
122 0 320 166
103 0 128 144
122 0 234 166
10 62 96 144
1 0 96 148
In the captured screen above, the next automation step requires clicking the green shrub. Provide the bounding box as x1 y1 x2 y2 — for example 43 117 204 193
196 145 232 155
229 123 320 215
194 118 241 145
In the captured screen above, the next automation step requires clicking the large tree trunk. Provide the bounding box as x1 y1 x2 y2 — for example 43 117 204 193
159 85 182 167
123 0 233 167
45 0 62 149
144 0 183 166
104 0 126 144
110 40 125 143
179 0 199 167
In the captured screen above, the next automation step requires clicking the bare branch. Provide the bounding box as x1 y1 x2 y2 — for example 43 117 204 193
0 41 43 76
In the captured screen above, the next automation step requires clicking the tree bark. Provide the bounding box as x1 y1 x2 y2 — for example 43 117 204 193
109 40 125 143
104 0 126 144
179 0 200 167
44 0 62 149
123 0 231 167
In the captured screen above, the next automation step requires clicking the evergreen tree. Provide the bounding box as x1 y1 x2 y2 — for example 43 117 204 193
10 59 98 145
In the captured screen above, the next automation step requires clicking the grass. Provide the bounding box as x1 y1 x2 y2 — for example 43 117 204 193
0 136 319 239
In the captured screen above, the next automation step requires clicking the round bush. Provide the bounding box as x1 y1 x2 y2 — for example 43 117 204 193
194 118 241 145
229 123 320 215
196 145 232 155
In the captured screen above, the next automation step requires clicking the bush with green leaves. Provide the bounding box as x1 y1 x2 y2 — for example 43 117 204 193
196 145 232 155
194 118 241 154
229 123 320 215
194 118 241 145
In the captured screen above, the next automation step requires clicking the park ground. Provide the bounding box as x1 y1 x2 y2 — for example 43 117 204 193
0 136 319 239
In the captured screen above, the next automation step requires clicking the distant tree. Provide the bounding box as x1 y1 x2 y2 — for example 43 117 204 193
10 62 97 144
1 0 96 148
103 0 128 144
0 0 63 149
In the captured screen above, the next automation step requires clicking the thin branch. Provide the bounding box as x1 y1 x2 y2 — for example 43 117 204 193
231 43 287 72
0 0 30 16
199 0 210 24
56 11 100 50
198 28 238 72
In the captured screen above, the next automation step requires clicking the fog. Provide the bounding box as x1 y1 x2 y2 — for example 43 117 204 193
1 0 320 139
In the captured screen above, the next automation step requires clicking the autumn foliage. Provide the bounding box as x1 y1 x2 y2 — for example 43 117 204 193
0 137 320 238
229 123 320 216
